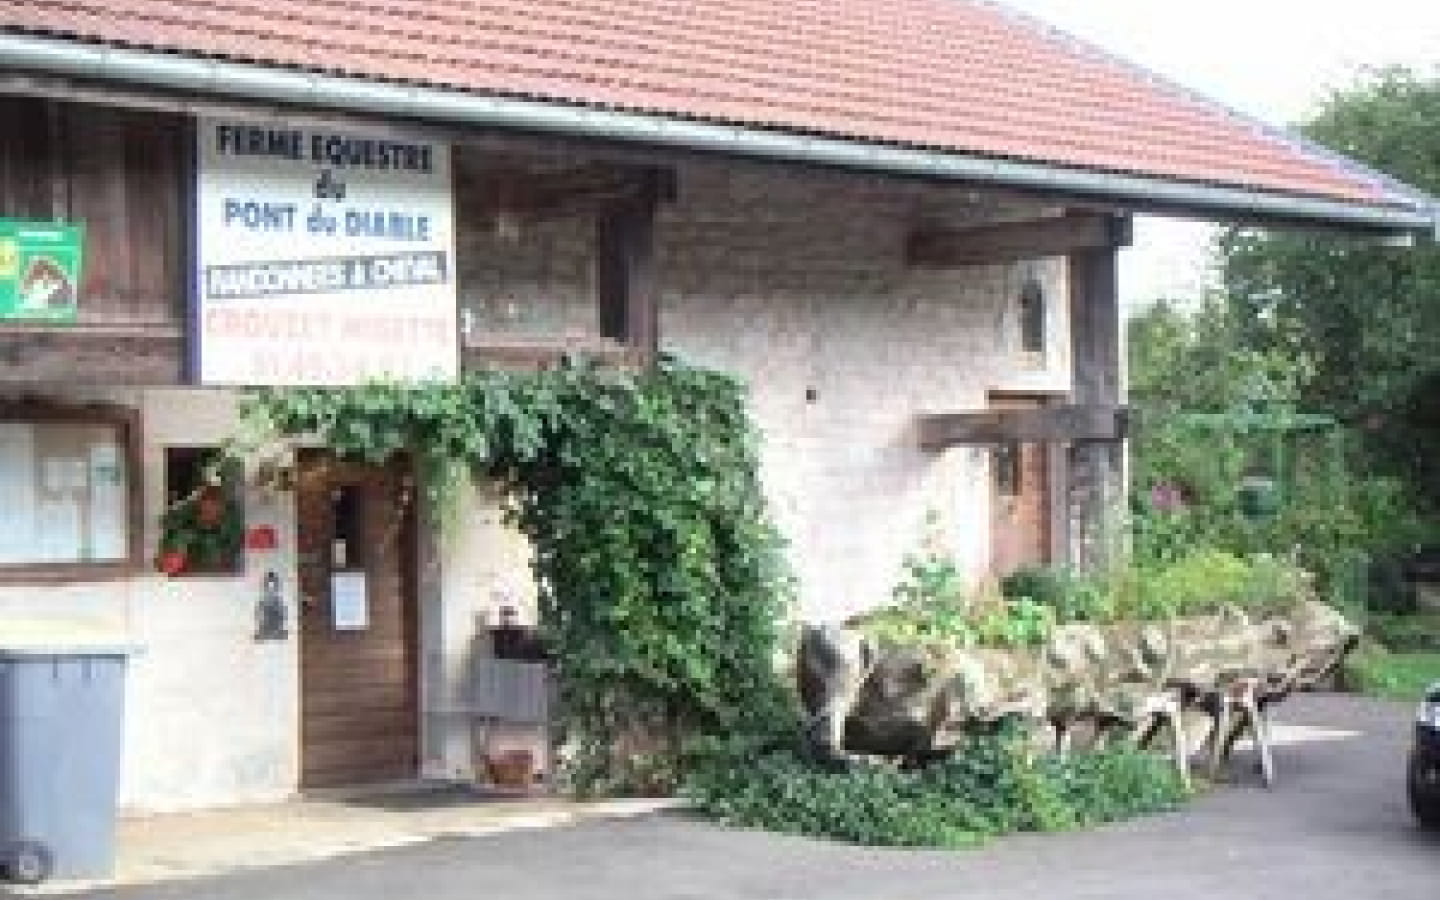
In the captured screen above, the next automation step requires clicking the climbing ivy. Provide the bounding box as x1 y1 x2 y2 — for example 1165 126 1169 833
240 358 795 794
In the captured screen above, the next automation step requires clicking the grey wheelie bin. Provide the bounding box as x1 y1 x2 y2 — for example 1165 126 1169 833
0 627 133 884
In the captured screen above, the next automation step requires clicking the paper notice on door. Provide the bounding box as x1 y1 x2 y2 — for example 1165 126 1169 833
330 571 369 631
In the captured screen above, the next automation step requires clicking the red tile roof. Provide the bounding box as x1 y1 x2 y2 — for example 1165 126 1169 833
0 0 1417 209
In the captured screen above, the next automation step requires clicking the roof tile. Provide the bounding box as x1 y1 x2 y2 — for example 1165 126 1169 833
0 0 1408 206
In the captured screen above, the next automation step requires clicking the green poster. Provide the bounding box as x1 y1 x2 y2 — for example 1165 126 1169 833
0 219 84 323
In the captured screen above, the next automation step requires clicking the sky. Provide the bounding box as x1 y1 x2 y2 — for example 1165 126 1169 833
995 0 1440 310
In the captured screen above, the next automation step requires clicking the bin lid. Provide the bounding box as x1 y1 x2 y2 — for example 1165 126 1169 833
0 618 140 657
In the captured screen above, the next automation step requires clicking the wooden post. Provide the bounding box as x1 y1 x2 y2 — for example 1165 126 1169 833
1067 235 1125 570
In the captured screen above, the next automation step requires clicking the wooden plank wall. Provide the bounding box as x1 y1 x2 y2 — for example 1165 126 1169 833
0 95 187 326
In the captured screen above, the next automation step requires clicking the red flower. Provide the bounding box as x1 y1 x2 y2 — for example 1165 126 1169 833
157 550 187 576
196 487 226 528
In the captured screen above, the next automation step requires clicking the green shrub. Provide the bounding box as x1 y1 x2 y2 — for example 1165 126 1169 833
682 734 1190 848
1128 549 1254 618
1366 611 1440 652
1000 565 1115 623
971 597 1056 649
1342 643 1440 700
1000 553 1310 626
857 552 1057 650
857 551 974 647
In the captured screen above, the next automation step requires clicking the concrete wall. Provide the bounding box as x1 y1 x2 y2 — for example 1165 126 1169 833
0 388 299 813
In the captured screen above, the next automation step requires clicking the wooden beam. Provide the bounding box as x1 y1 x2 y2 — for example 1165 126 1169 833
1069 249 1122 411
460 340 643 371
907 212 1133 268
0 325 184 384
918 404 1128 450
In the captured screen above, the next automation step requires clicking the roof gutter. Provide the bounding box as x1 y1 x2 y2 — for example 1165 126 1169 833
2 31 1437 237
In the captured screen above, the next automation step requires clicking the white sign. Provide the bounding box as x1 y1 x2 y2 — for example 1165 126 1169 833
330 571 369 632
196 120 458 385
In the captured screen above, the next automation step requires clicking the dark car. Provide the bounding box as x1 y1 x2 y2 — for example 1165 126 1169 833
1410 680 1440 829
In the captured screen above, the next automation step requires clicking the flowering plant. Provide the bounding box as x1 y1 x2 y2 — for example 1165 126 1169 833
155 485 243 575
1148 481 1189 513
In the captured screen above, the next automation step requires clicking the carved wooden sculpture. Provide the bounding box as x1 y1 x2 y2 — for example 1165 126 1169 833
796 600 1358 788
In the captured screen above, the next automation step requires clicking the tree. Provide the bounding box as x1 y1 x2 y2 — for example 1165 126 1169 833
1220 67 1440 508
1127 298 1317 565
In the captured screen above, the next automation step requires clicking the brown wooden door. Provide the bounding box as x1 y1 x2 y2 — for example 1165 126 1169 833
296 452 418 788
989 396 1052 579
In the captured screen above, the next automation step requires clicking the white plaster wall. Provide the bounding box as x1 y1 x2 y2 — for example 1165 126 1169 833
0 388 300 813
418 481 540 782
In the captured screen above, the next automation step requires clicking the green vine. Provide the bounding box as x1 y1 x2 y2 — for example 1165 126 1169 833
239 358 795 794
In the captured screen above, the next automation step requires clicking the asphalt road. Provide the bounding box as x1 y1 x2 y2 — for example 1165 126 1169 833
62 694 1440 900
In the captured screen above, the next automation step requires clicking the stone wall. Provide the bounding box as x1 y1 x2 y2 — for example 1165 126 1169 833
441 157 1075 625
657 160 1072 621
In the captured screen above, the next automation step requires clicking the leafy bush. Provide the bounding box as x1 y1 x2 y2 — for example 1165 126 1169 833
1000 565 1115 623
1001 552 1311 626
1123 549 1310 620
857 551 1057 649
857 551 974 647
1367 611 1440 652
683 733 1190 848
971 597 1056 649
1342 644 1440 700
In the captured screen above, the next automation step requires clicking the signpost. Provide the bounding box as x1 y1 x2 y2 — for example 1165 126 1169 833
195 120 458 386
0 220 83 323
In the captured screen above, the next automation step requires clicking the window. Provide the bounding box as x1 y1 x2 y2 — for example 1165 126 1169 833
0 404 138 574
1018 277 1046 355
161 447 243 575
994 441 1022 497
452 152 664 367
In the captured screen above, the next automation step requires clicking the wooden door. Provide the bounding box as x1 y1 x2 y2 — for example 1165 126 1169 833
989 396 1052 579
296 452 418 788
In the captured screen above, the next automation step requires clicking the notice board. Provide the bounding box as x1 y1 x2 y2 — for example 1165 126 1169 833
195 120 458 386
0 219 83 323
